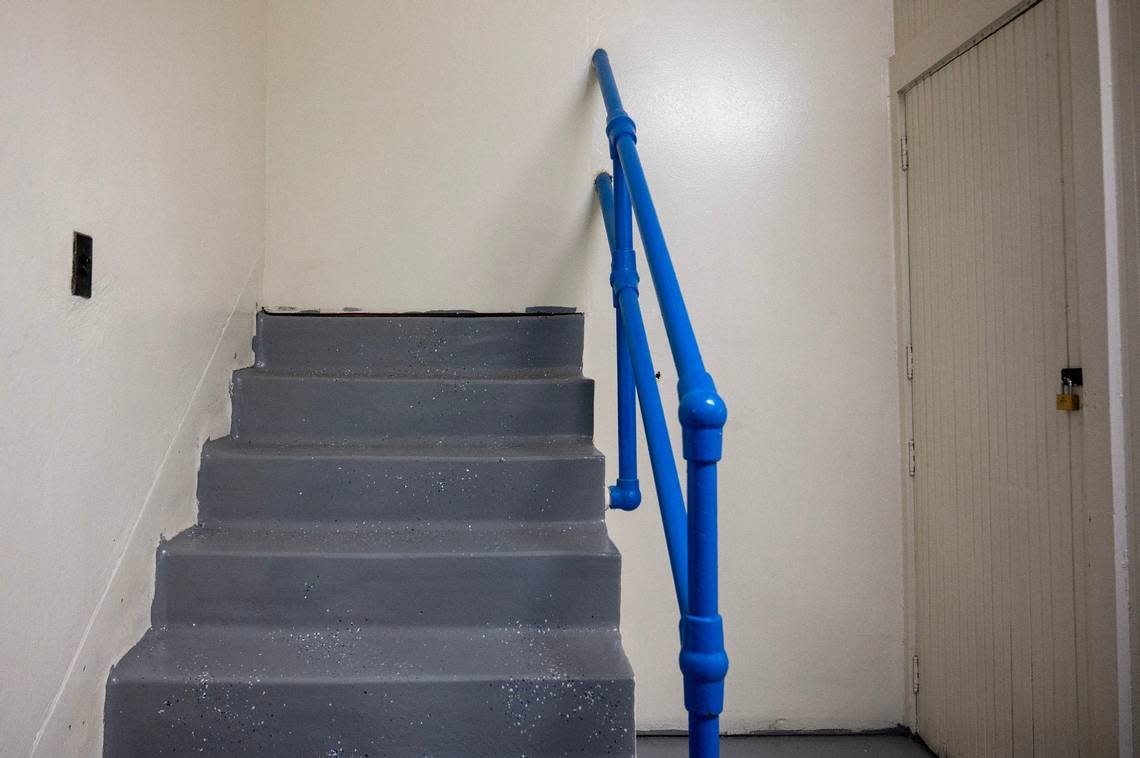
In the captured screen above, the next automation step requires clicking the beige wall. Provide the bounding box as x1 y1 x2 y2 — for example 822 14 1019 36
266 0 904 731
0 2 266 755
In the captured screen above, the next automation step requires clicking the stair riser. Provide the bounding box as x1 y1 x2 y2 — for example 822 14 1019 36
153 552 620 627
104 678 634 757
230 374 594 443
255 312 585 376
198 450 605 524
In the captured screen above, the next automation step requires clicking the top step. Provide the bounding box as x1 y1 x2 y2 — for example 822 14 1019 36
254 311 584 377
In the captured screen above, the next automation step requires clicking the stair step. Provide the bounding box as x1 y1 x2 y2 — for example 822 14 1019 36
105 624 634 757
254 311 585 376
153 522 620 628
105 310 634 756
198 436 604 524
230 370 594 444
111 624 632 683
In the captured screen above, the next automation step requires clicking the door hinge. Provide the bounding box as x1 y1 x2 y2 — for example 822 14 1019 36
900 136 909 172
907 439 917 477
905 344 914 380
912 654 920 694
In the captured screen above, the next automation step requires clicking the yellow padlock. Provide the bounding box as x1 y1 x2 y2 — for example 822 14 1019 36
1057 372 1081 412
1056 392 1080 412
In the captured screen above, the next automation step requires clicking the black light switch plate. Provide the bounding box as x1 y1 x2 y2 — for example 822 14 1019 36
72 232 92 298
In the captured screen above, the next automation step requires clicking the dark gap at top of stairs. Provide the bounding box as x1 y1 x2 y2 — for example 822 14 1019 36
264 306 577 317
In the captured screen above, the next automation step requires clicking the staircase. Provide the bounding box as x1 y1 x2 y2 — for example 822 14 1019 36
103 311 635 757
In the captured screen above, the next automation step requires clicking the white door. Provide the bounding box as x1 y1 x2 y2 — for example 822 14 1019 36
903 1 1082 755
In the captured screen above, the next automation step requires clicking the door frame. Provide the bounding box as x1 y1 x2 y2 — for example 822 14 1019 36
887 1 1127 754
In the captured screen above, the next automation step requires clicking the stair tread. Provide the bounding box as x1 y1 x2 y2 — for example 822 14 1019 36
253 367 581 379
112 624 632 684
252 311 585 378
204 434 602 459
197 435 605 525
229 368 595 443
163 521 616 557
235 367 589 384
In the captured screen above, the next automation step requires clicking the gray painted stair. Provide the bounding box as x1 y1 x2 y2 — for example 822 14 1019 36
152 522 620 628
253 311 585 377
104 311 634 757
106 626 632 757
229 370 595 444
197 437 604 525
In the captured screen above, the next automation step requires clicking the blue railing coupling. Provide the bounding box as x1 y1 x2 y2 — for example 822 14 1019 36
609 479 642 511
591 49 728 758
679 614 729 713
608 236 639 306
679 378 727 463
605 114 638 158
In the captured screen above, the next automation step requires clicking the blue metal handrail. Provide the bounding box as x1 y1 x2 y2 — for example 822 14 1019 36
591 49 729 758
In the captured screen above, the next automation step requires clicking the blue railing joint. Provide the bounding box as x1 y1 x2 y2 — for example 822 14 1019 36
679 375 727 463
679 613 729 715
609 479 642 511
605 114 638 158
609 252 640 303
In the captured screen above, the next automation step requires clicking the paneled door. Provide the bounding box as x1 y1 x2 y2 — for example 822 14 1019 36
903 1 1083 755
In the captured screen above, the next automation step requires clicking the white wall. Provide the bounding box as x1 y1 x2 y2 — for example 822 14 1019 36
1117 0 1140 741
0 2 266 755
266 0 903 732
1105 0 1140 747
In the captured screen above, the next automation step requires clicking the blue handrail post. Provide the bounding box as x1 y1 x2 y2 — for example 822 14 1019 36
679 376 729 758
609 159 641 511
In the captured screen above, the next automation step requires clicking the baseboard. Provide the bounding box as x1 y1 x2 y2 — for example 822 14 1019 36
636 726 938 754
638 725 914 738
28 256 262 758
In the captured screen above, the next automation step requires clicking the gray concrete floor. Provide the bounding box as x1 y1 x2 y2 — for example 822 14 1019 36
636 735 934 757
